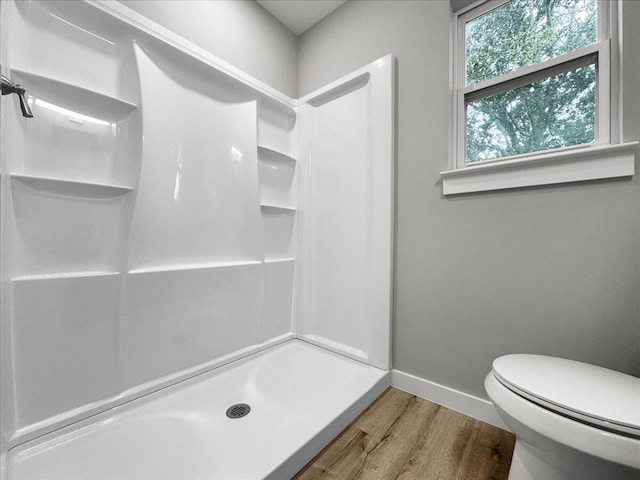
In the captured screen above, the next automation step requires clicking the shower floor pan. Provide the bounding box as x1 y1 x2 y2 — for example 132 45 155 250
7 340 389 479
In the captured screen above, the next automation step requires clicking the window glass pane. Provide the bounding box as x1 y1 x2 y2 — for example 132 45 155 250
466 63 595 163
466 0 596 85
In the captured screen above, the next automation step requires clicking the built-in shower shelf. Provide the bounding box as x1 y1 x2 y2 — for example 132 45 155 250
11 174 134 198
264 257 295 264
128 260 262 275
11 68 138 120
258 146 296 163
11 271 120 282
260 204 296 214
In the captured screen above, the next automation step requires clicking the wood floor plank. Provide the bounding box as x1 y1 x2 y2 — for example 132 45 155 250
294 387 515 480
397 405 472 480
351 395 441 480
453 417 515 480
294 388 417 480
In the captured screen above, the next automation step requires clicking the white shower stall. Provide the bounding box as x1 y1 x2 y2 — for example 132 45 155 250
0 1 394 478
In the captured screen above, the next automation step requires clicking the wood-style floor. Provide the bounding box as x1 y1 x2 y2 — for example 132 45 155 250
294 387 515 480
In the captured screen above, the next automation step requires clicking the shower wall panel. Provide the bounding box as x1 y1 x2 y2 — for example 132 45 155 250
261 259 296 343
1 0 143 449
127 45 264 270
11 274 121 428
297 60 394 370
121 264 264 390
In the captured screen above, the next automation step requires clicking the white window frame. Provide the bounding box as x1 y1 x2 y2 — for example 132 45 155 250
442 0 636 195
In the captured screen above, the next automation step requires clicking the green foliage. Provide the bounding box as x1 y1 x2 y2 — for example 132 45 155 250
465 0 597 163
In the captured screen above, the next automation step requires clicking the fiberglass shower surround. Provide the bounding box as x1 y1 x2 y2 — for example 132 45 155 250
0 1 394 478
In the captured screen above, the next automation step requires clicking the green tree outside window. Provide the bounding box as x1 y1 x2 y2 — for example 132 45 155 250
464 0 597 163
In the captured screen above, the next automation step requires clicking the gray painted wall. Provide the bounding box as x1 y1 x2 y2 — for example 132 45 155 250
299 0 640 400
117 0 298 97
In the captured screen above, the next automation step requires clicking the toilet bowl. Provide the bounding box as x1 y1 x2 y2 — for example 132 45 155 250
485 354 640 480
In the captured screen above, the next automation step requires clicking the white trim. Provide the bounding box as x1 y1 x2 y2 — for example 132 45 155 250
598 0 611 41
610 0 622 143
597 38 611 144
456 0 504 17
462 42 603 99
454 3 465 169
449 6 457 170
442 142 637 195
391 369 509 431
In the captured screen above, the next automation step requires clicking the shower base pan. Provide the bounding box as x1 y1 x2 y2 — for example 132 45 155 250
6 340 389 479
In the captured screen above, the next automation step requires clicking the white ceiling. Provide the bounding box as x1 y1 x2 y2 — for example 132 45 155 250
256 0 346 36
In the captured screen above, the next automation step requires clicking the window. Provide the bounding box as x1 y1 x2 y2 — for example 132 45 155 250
443 0 636 195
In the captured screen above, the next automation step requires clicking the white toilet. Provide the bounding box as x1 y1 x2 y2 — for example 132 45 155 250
485 354 640 480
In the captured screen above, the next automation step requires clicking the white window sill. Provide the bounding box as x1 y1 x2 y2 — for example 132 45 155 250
441 142 638 195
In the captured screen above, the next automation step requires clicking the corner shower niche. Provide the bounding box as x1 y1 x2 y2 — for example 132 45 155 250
258 145 297 341
259 146 297 264
0 1 394 477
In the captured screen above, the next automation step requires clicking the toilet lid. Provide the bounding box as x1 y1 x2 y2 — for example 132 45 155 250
492 354 640 438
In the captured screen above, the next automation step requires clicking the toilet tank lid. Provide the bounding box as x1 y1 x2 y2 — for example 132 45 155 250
492 354 640 436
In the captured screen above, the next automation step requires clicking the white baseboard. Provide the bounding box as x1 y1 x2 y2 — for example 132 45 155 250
391 369 509 431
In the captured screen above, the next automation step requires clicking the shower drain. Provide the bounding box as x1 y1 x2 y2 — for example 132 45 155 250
226 403 251 419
